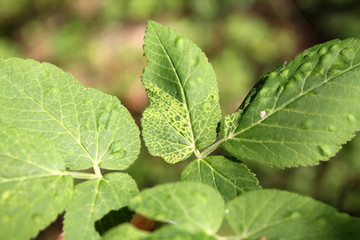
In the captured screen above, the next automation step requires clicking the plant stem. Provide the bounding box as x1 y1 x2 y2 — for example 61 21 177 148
93 164 103 178
199 136 232 158
59 171 99 180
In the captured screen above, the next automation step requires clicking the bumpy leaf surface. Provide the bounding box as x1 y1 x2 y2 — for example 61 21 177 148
226 189 360 239
104 223 215 240
64 173 138 240
129 182 224 235
0 125 73 240
141 21 221 163
222 38 360 168
0 58 140 170
180 156 260 202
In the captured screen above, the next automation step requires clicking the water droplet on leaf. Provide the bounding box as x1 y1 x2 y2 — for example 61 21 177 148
1 191 10 201
280 69 289 77
301 120 312 130
97 111 109 130
32 214 42 224
225 209 230 214
318 144 332 158
175 36 184 46
289 211 301 219
346 114 356 123
341 48 352 61
329 44 339 51
190 57 200 68
109 141 126 158
203 101 212 111
318 47 327 55
328 125 335 132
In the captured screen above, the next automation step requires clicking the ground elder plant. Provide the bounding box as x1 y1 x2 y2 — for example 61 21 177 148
0 20 360 239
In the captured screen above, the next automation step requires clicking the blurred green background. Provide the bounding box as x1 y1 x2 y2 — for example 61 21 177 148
1 0 360 238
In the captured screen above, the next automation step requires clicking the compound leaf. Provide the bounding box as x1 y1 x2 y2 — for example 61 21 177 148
180 156 260 202
226 189 360 239
0 125 73 240
0 58 140 170
129 182 224 235
63 173 138 240
141 21 221 163
222 38 360 168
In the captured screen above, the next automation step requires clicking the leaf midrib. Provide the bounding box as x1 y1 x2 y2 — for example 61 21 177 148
149 23 197 153
199 158 255 192
230 61 360 139
3 71 96 166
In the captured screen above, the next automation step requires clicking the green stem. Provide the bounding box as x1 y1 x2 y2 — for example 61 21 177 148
59 171 99 180
199 136 231 158
93 164 103 178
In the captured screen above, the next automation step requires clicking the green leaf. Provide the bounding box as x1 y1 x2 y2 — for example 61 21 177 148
225 189 360 239
63 173 138 240
103 223 150 240
0 125 73 240
148 224 217 240
141 20 221 163
0 57 140 170
104 223 216 240
180 156 261 202
129 182 224 235
222 38 360 168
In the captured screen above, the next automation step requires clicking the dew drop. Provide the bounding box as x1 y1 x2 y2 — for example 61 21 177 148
190 57 200 68
32 214 42 224
268 72 278 78
96 111 108 130
300 62 313 73
203 101 212 111
1 191 10 201
46 86 56 92
293 72 303 82
280 69 289 77
328 125 336 132
346 114 356 123
320 54 332 65
175 36 184 46
259 87 270 96
301 120 312 130
318 144 332 158
109 141 126 158
289 211 301 219
225 209 230 214
329 44 339 52
81 119 92 130
318 47 327 55
341 48 353 61
286 81 295 89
